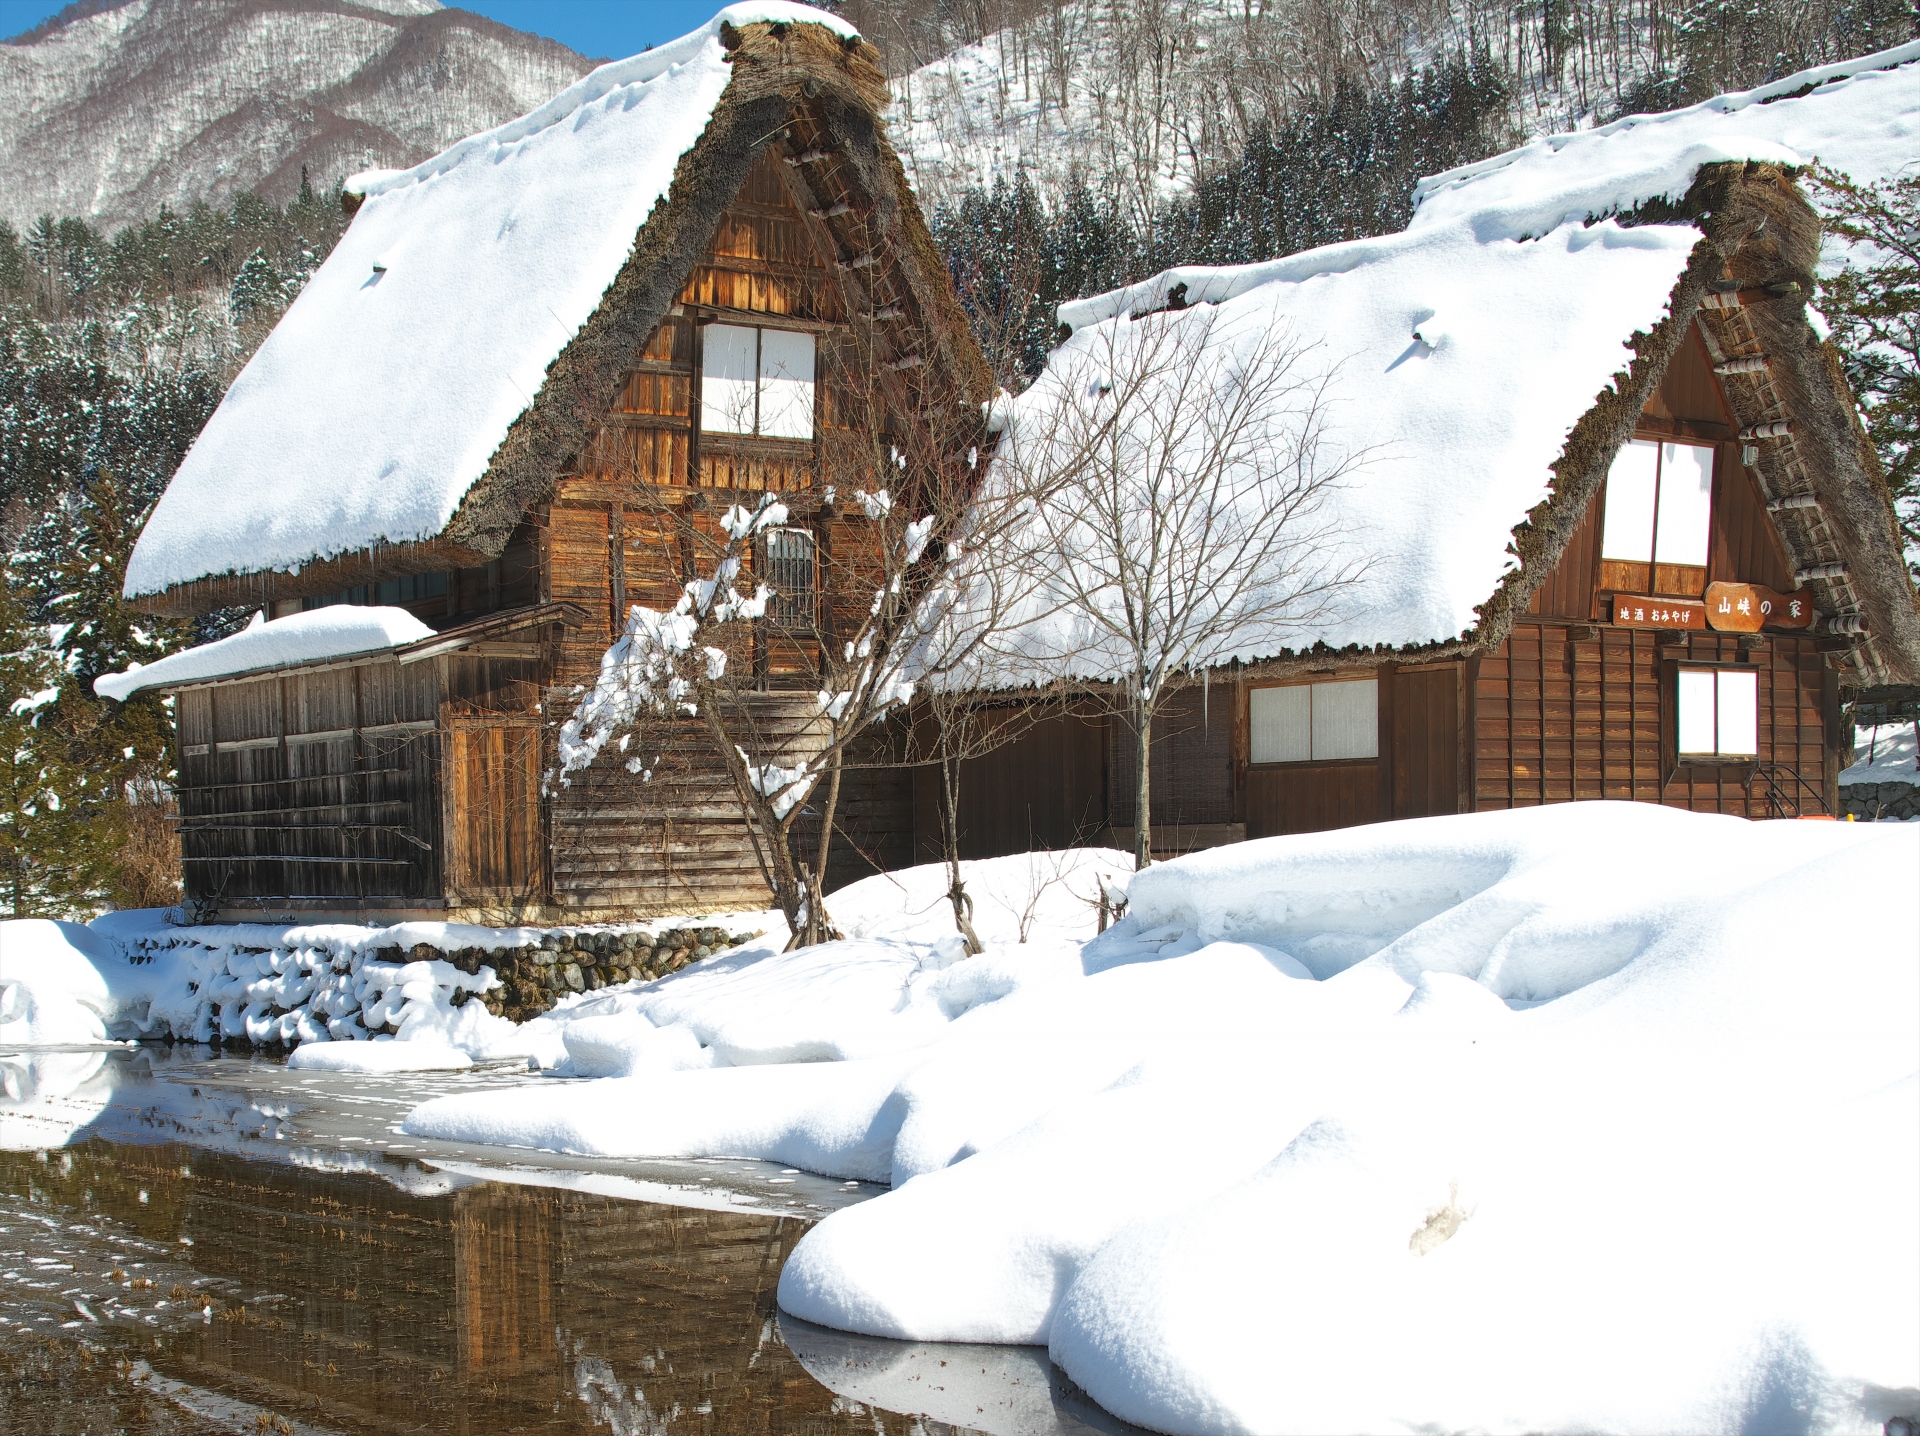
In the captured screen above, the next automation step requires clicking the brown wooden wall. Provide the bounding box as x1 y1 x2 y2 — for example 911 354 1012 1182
524 140 936 916
175 661 443 906
1473 624 1832 815
911 704 1110 863
1528 320 1797 625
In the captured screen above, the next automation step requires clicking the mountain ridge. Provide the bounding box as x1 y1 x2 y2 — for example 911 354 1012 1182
0 0 593 233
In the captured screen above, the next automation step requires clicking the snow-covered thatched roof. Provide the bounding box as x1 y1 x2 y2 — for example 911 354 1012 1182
1409 39 1920 245
981 40 1920 690
123 4 868 608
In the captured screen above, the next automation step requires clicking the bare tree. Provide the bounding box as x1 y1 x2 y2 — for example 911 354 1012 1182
994 303 1367 869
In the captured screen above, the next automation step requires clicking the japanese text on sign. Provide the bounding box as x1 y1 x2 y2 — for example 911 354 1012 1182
1612 596 1707 629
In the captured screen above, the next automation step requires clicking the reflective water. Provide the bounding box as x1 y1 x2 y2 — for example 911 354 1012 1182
0 1048 1135 1436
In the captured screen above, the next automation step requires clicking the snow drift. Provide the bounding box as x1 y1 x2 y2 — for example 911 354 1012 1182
400 804 1917 1435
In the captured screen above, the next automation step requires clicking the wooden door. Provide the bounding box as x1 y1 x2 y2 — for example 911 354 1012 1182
1391 666 1461 818
445 716 545 903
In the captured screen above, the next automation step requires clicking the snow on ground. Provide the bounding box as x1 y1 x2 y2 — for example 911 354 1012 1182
93 607 433 701
1842 721 1918 786
397 804 1916 1436
3 809 1914 1430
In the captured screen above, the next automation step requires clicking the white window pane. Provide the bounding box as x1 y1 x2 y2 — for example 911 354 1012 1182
1677 669 1717 754
1654 442 1713 566
1250 685 1310 763
1600 440 1659 563
1311 679 1378 761
758 329 816 439
701 324 758 435
1716 669 1758 756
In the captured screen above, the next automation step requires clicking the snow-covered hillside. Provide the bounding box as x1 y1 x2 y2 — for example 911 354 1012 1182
0 0 592 232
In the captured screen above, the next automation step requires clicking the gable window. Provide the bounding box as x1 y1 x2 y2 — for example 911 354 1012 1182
1599 438 1715 594
1677 667 1758 759
1249 678 1378 763
762 527 816 628
701 324 816 440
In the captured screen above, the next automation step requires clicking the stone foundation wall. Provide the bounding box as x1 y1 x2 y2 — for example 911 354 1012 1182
1839 781 1920 821
397 925 762 1025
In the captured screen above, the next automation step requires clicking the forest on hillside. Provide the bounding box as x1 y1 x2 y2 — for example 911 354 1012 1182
1 0 1916 918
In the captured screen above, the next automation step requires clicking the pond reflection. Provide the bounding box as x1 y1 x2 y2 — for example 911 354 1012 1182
0 1137 935 1433
0 1049 1134 1436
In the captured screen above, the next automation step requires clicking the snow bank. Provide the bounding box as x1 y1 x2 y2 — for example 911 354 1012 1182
0 919 127 1046
999 218 1696 677
123 3 857 598
1411 40 1920 245
1842 721 1918 787
401 804 1916 1435
94 607 433 700
1 912 521 1061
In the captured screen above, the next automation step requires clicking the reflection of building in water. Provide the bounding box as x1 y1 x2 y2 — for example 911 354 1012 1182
0 1140 933 1435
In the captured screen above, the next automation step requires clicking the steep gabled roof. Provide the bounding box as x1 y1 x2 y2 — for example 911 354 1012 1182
974 43 1920 689
126 2 990 612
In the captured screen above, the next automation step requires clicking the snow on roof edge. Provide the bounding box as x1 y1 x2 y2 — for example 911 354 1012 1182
344 3 859 203
95 608 436 702
1061 39 1920 338
1055 230 1413 335
1413 37 1920 208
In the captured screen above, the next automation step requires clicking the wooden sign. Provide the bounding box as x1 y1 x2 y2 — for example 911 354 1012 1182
1704 582 1814 633
1612 595 1707 629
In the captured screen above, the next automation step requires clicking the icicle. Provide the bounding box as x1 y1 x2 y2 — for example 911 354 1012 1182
1202 667 1209 732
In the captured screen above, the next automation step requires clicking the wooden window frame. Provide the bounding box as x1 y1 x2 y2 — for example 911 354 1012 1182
1660 655 1761 776
1245 674 1380 769
1594 435 1718 601
692 318 820 439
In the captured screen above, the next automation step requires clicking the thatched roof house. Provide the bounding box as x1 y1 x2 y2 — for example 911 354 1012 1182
104 3 994 926
946 41 1920 856
983 38 1920 690
125 0 987 616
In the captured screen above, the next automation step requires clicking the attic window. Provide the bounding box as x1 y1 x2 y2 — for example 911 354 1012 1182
701 324 816 440
1599 438 1714 593
1249 679 1378 764
1677 667 1758 759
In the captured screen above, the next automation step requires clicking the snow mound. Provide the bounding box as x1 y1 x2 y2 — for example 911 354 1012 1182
1411 39 1920 245
123 4 856 598
95 607 433 700
401 803 1916 1434
0 919 124 1046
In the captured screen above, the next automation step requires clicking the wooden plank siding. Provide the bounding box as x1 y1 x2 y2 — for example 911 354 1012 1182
1475 624 1828 814
175 661 443 907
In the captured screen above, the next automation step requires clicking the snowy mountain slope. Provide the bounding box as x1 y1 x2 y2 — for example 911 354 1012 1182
0 0 592 232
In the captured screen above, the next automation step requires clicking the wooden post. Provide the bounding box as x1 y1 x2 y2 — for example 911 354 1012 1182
1376 662 1397 821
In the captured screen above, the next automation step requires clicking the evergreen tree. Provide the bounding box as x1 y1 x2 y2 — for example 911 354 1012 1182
1814 166 1920 572
228 246 280 326
0 561 117 918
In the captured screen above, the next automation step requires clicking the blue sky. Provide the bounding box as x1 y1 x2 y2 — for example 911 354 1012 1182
0 2 724 59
